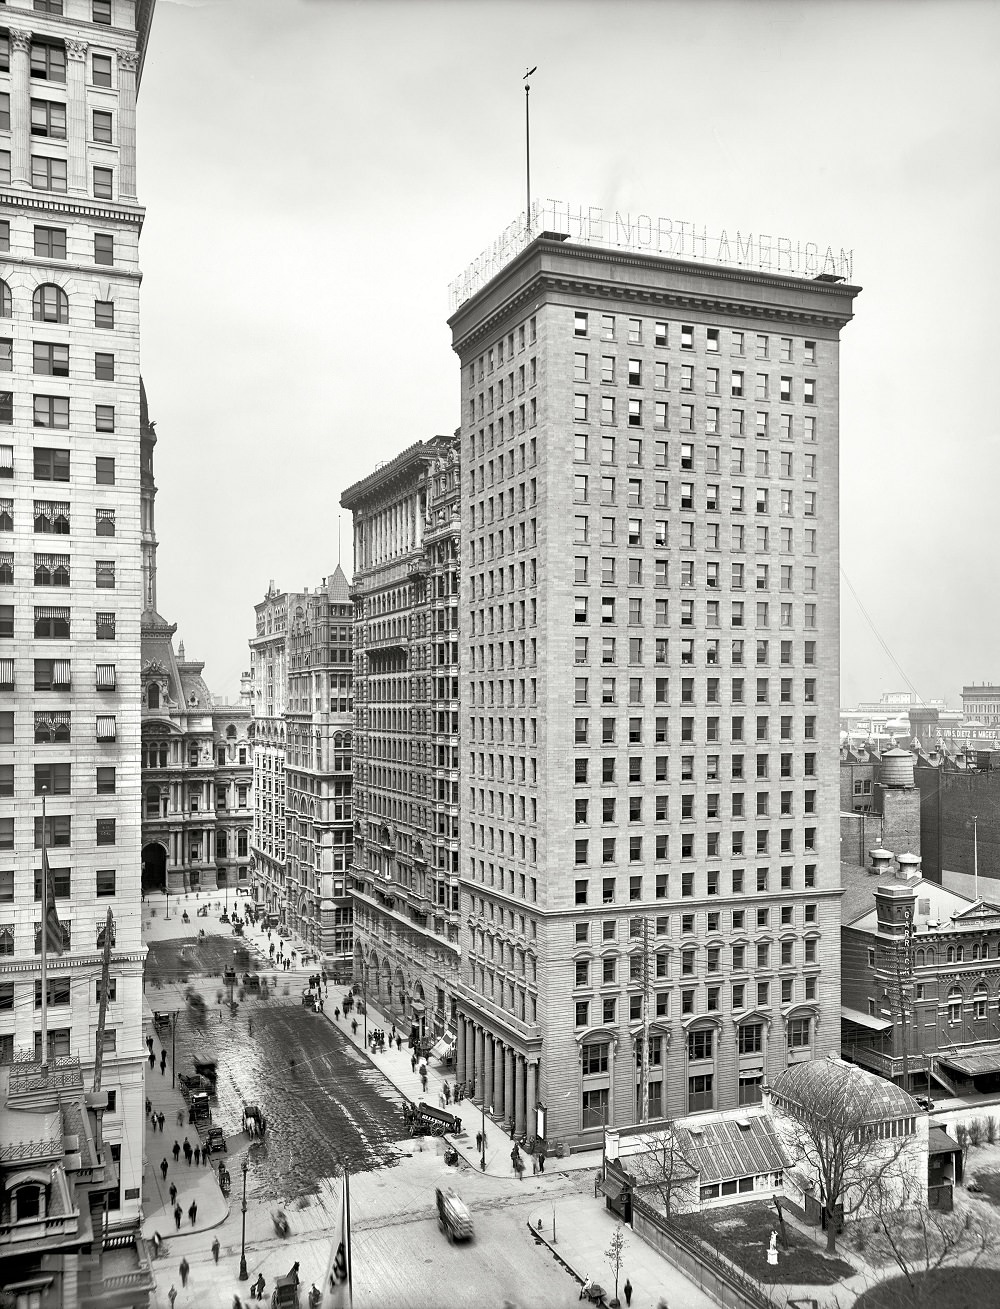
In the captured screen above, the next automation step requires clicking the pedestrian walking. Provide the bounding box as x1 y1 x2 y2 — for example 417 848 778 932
352 1019 358 1036
169 1182 177 1206
476 1130 483 1153
160 1048 167 1070
188 1200 198 1226
173 1203 182 1231
211 1235 221 1263
148 1051 156 1070
183 1136 192 1159
411 1053 417 1073
145 1096 152 1119
158 1112 166 1133
624 1276 633 1306
179 1256 190 1287
420 1071 428 1093
538 1146 546 1174
167 1286 177 1309
160 1158 169 1182
147 1035 154 1055
443 1082 451 1104
194 1145 201 1166
173 1139 181 1163
252 1273 266 1301
531 1152 538 1175
319 998 324 1013
335 1007 340 1022
396 1034 402 1051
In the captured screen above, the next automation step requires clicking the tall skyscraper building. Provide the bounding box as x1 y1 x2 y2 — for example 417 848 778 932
0 0 157 1300
342 434 462 1041
448 230 858 1146
249 569 355 966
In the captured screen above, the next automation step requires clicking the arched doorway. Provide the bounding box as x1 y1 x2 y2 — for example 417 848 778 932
141 842 167 894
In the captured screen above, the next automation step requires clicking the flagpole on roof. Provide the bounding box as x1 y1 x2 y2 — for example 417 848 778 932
40 788 48 1074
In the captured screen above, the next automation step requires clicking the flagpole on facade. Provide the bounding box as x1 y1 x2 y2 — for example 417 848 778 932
40 788 48 1074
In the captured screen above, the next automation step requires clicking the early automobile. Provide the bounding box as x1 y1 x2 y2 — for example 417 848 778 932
188 1092 212 1124
202 1125 228 1155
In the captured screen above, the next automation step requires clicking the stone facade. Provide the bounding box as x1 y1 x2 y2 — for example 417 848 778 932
249 584 288 919
448 235 858 1147
0 0 156 1294
341 435 462 1039
249 571 355 966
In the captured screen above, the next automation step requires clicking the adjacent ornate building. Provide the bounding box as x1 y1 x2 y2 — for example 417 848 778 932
0 1 157 1301
341 434 462 1041
138 378 252 896
249 570 355 968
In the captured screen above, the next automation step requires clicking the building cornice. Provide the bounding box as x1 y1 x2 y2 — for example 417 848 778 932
0 187 145 229
450 234 859 355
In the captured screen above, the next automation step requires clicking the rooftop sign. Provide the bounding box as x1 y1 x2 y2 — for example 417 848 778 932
449 198 854 312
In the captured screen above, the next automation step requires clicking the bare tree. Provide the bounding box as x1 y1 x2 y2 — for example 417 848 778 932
772 1068 915 1254
625 1122 698 1218
863 1171 999 1307
604 1223 628 1305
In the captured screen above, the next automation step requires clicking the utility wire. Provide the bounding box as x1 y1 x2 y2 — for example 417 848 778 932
841 567 923 705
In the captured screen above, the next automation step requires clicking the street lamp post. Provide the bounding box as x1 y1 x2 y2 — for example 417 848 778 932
238 1152 250 1280
171 1011 177 1090
480 1096 486 1172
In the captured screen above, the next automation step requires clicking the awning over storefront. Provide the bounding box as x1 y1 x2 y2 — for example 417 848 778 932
842 1007 893 1033
928 1126 962 1156
599 1177 625 1201
938 1045 1000 1077
430 1035 456 1061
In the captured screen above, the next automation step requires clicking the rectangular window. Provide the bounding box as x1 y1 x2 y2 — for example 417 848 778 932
93 108 113 143
93 166 113 200
31 155 67 191
94 234 114 266
31 41 67 83
95 299 114 329
92 53 113 87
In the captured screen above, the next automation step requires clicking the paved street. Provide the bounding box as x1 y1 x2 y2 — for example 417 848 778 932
142 897 711 1309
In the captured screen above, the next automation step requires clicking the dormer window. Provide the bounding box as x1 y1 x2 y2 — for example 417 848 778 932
147 683 159 709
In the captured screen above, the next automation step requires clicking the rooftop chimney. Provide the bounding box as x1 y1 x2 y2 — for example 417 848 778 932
869 848 894 875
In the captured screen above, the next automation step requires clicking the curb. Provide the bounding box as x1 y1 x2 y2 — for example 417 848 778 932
527 1216 586 1288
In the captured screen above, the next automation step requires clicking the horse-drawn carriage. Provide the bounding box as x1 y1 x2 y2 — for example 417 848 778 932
404 1101 463 1138
243 1104 267 1139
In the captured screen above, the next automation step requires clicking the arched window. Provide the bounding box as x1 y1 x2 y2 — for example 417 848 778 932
915 949 925 968
145 788 160 819
33 284 68 324
974 988 988 1020
925 948 935 966
226 724 236 739
957 946 965 962
984 944 991 961
947 947 955 964
147 683 159 709
0 279 10 318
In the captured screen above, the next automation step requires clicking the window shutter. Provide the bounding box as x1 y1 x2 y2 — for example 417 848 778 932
96 714 116 741
52 659 71 687
0 657 12 687
96 663 115 690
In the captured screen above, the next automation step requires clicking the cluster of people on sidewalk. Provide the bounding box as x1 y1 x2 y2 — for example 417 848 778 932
369 1026 400 1055
146 1100 167 1133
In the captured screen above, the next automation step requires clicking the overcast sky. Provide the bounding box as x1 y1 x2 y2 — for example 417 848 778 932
138 0 1000 705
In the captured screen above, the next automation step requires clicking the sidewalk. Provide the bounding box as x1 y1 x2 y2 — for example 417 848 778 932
234 908 598 1183
140 1023 230 1243
529 1191 717 1309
